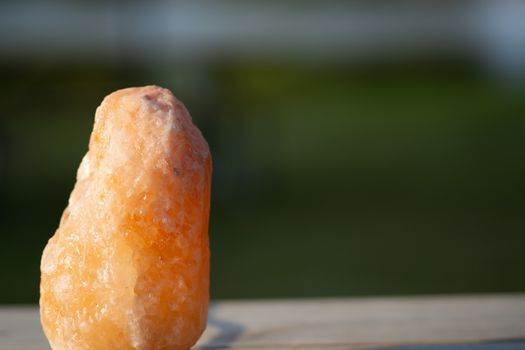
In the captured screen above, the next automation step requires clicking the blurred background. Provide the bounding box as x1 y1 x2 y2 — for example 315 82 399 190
1 0 525 304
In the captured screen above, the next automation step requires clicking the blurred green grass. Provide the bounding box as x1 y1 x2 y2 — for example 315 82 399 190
1 62 524 303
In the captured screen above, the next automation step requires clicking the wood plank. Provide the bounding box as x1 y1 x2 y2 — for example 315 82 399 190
0 307 48 350
196 294 525 349
0 294 524 350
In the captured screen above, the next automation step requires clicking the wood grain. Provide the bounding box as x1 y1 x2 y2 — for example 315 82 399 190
0 294 524 350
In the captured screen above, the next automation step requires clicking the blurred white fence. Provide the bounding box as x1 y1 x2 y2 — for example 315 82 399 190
1 1 524 77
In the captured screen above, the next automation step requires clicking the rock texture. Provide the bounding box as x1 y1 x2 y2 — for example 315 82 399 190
40 86 211 350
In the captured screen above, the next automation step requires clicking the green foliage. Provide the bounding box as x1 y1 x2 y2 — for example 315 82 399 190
1 62 524 302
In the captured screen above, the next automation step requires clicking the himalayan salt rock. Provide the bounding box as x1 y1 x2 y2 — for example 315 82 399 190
40 86 212 350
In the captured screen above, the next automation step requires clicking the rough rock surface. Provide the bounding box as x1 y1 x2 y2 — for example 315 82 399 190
40 86 211 350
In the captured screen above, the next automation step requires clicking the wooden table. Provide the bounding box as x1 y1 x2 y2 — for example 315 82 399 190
1 294 524 350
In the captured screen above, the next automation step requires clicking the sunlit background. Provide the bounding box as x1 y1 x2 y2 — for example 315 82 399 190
1 1 525 303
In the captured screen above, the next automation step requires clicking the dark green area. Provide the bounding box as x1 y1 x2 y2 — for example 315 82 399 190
1 61 524 303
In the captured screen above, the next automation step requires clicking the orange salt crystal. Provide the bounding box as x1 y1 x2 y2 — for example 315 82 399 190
40 86 212 350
